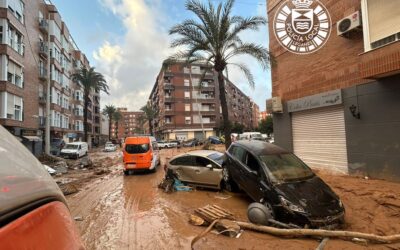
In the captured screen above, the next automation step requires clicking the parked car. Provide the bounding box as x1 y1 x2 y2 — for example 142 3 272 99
104 143 117 152
223 140 345 228
0 125 84 249
207 136 223 144
239 132 264 141
183 138 203 147
169 140 182 148
123 136 160 175
60 142 88 159
50 138 65 156
157 140 173 149
167 150 224 189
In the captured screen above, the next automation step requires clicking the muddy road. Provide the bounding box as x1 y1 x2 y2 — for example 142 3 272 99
66 148 400 250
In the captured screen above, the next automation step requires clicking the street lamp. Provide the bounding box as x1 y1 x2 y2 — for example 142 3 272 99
45 9 58 155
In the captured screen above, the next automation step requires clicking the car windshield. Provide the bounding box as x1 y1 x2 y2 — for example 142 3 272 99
260 153 314 183
251 134 262 138
125 144 150 154
64 144 78 149
207 152 224 165
105 144 113 147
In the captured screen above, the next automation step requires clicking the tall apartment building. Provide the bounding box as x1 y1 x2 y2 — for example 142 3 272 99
111 107 144 139
0 0 100 155
268 0 400 181
149 62 258 141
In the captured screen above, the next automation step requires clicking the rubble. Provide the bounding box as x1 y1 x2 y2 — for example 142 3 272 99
59 183 79 195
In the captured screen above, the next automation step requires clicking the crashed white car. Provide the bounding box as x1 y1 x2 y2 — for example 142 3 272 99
104 143 117 152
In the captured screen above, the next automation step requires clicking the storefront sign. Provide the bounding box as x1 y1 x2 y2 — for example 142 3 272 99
288 89 342 112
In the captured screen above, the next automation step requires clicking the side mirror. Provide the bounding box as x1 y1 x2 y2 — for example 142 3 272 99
206 164 213 169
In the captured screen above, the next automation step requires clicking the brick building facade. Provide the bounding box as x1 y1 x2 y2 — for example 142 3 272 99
0 0 100 155
149 62 259 141
268 0 400 181
111 107 144 140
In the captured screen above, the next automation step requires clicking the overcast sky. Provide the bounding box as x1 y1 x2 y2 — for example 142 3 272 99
52 0 272 111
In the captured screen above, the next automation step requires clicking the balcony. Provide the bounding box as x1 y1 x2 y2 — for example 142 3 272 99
38 116 46 128
164 83 175 90
39 41 48 58
164 71 174 77
39 68 48 80
39 19 49 33
39 94 46 104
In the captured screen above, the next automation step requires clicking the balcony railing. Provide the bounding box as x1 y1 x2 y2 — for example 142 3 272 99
39 116 46 127
39 41 48 57
39 68 48 80
39 19 49 33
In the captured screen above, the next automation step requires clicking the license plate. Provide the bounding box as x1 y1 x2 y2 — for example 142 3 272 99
127 164 136 168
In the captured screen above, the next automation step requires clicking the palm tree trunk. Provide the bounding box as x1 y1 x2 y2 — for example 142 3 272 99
217 71 232 148
83 94 89 142
149 119 153 136
108 117 112 140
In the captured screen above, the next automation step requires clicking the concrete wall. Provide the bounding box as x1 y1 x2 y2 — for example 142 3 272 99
272 104 293 152
343 75 400 181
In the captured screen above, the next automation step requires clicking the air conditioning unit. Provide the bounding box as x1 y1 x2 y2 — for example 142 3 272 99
271 96 283 113
337 11 361 36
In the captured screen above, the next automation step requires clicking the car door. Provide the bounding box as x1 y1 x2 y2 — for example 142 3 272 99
151 142 159 166
227 146 247 187
173 156 196 183
190 156 222 187
240 151 265 202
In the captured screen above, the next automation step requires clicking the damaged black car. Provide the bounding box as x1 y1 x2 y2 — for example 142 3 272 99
223 140 345 229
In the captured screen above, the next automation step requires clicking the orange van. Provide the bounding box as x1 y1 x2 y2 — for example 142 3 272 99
123 136 160 175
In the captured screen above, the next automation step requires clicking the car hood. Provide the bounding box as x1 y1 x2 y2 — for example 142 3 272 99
275 176 343 217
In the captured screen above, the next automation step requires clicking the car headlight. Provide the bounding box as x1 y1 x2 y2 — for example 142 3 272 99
279 196 305 213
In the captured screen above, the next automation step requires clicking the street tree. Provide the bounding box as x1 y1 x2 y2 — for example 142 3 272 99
167 0 271 148
102 105 116 140
72 67 109 142
140 103 158 135
113 111 122 139
258 116 273 136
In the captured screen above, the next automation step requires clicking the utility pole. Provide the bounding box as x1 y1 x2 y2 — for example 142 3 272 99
45 9 58 155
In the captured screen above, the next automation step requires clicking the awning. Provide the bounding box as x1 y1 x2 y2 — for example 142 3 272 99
23 136 43 142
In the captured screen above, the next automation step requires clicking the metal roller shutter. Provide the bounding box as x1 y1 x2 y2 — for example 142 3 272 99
292 106 348 174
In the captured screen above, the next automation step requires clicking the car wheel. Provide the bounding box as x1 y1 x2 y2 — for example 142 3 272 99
123 170 129 175
247 202 275 226
222 165 238 192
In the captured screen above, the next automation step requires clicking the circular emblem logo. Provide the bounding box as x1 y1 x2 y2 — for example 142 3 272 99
273 0 331 54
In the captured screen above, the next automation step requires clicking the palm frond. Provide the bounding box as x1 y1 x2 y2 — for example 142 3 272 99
228 62 255 89
225 43 271 69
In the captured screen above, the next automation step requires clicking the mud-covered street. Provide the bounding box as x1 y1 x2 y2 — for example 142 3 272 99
64 148 400 250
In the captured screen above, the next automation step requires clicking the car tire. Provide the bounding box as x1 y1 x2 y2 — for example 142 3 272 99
247 202 275 226
123 170 129 175
222 165 238 192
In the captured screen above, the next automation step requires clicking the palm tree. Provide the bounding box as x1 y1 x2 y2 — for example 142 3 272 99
102 105 116 140
72 67 109 142
140 103 158 136
167 0 271 148
113 111 122 139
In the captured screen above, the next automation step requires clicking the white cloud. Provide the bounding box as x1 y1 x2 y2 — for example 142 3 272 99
95 0 171 110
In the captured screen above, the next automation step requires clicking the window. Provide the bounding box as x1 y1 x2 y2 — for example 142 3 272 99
125 144 150 154
5 93 23 121
7 60 23 88
7 25 24 55
184 79 190 86
362 0 400 50
171 156 194 166
8 0 24 23
185 104 190 111
185 116 191 124
184 91 190 99
231 146 246 164
194 156 213 167
246 153 260 172
165 117 172 124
